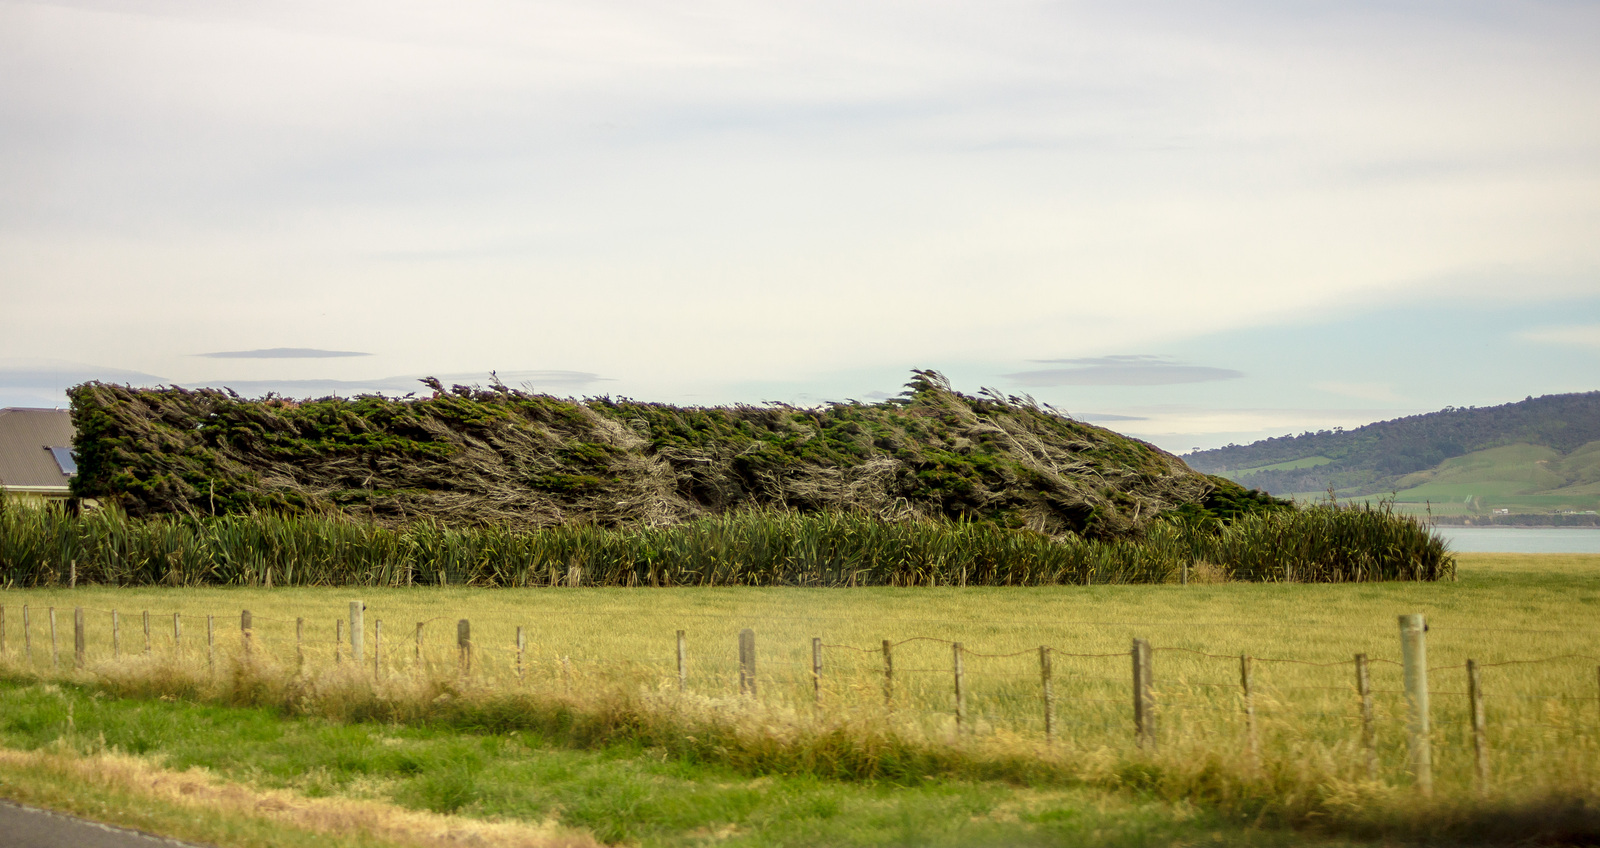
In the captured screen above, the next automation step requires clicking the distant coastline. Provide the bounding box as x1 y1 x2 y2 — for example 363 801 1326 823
1426 514 1600 528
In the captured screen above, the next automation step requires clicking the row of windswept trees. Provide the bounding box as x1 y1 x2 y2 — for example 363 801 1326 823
0 371 1455 585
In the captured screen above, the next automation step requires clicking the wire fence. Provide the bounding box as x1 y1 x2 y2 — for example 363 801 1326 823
1 600 1597 796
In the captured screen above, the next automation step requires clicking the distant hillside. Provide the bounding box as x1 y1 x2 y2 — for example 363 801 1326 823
1184 391 1600 513
68 371 1280 540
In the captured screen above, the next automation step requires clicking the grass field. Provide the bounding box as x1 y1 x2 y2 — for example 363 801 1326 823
0 554 1597 844
1231 456 1334 475
2 555 1595 784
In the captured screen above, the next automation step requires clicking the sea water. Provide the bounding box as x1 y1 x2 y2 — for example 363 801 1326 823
1432 526 1600 554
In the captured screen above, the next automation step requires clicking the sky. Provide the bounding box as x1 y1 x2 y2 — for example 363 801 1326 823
2 0 1597 453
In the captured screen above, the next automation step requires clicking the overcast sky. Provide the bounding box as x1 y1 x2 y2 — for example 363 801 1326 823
2 0 1597 452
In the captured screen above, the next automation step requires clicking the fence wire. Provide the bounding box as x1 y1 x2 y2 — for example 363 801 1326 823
1 599 1597 793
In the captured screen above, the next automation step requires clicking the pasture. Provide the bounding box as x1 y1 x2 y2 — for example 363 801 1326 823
2 552 1595 805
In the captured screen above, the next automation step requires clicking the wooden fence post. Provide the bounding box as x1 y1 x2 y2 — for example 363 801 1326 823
1356 653 1377 780
1132 638 1154 750
882 639 894 707
335 620 343 664
1468 659 1488 794
22 605 30 663
1040 646 1055 743
415 622 424 665
738 628 756 697
142 611 151 656
812 637 823 706
1399 613 1432 796
206 614 215 676
73 607 85 670
69 559 76 589
676 630 687 693
374 620 383 680
241 610 252 658
516 626 525 682
112 610 120 659
296 618 304 669
1241 654 1259 769
49 607 58 670
457 619 471 677
953 642 967 732
349 601 364 663
172 613 180 653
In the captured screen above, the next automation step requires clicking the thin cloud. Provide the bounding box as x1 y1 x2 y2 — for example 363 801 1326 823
1006 356 1243 387
1075 412 1149 422
1520 324 1600 349
196 348 372 359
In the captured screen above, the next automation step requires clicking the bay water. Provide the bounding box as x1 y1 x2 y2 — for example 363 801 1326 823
1432 526 1600 554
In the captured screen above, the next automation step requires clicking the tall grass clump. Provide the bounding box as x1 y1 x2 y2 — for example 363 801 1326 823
0 494 1451 587
1190 498 1453 582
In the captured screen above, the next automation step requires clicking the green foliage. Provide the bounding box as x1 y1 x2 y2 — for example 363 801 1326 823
66 370 1264 540
1166 477 1295 524
0 498 1451 587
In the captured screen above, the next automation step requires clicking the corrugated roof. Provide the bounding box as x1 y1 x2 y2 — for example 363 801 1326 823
0 408 76 491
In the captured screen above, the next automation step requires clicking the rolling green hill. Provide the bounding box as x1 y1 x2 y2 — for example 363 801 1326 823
1184 392 1600 519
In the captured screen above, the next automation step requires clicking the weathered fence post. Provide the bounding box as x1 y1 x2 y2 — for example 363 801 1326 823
22 605 31 663
374 619 383 680
953 642 967 732
335 619 343 664
1356 653 1377 780
738 628 756 697
241 610 253 658
676 630 688 693
112 610 120 659
516 626 525 682
172 613 180 653
415 622 424 665
1040 646 1055 743
142 611 151 656
206 614 215 676
1241 654 1259 769
1132 638 1154 750
49 607 58 670
349 601 365 663
882 639 894 707
1468 659 1488 794
296 618 305 669
457 619 471 677
1399 613 1432 795
812 637 823 706
69 559 76 589
73 607 85 670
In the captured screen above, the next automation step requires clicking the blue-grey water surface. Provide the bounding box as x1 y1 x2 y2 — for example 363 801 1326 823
1433 526 1600 554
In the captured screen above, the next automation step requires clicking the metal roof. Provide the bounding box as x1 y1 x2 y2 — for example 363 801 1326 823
0 408 76 492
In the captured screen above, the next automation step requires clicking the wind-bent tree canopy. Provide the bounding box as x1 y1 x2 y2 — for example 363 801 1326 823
69 370 1283 539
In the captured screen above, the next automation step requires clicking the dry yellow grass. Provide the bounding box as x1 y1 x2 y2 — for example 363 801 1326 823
1 552 1596 800
0 744 594 848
